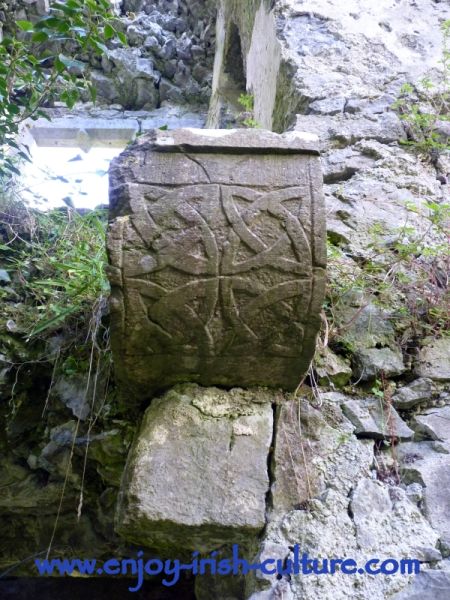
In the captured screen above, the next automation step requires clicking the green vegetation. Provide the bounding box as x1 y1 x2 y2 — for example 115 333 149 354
325 198 450 350
0 0 118 369
0 0 126 179
237 92 260 128
392 19 450 155
0 196 109 343
0 194 118 553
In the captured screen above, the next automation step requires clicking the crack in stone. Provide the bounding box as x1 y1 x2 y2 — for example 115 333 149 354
185 153 212 183
264 403 278 516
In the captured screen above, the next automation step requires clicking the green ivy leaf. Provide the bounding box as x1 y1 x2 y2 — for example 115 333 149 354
61 88 80 109
117 31 127 45
7 103 20 115
16 20 34 32
51 2 79 15
32 31 49 42
34 16 62 30
104 23 115 40
92 40 108 54
88 84 97 103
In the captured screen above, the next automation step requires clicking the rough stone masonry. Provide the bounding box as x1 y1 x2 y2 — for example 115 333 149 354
107 127 326 399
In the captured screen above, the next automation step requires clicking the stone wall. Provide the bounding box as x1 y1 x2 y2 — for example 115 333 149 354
91 0 217 109
203 1 450 599
207 0 281 129
0 0 216 109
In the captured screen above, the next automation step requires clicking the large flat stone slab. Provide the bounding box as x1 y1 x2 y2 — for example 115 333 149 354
29 117 140 150
412 406 450 441
107 128 325 397
393 378 436 410
115 384 273 553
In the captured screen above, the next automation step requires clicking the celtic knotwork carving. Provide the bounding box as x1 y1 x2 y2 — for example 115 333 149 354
107 130 326 394
221 186 311 276
122 184 313 357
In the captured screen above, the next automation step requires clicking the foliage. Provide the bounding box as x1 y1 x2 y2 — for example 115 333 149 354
0 198 109 341
325 199 450 347
238 92 254 112
237 92 260 128
392 20 450 154
0 0 126 179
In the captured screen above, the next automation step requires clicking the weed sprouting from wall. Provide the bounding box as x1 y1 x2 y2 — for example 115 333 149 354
392 19 450 159
324 199 450 354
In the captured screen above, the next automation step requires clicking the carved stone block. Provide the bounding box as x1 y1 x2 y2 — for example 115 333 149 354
107 129 325 398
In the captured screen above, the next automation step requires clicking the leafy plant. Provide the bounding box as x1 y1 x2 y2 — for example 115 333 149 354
238 92 254 112
371 378 385 399
0 0 126 179
237 92 260 128
392 20 450 154
0 202 109 340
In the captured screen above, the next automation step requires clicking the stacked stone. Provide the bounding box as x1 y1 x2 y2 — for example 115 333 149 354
0 0 48 40
0 0 216 109
108 127 326 564
91 0 216 109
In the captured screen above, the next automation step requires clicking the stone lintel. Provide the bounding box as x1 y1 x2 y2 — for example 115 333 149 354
29 117 140 149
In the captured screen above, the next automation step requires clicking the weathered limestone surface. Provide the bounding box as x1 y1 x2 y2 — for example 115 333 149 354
342 397 414 441
270 396 357 511
399 434 450 548
415 338 450 381
412 406 450 442
115 384 273 552
247 397 438 600
393 378 436 410
108 128 325 397
391 570 450 600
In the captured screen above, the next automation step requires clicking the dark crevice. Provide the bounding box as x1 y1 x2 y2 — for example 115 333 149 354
323 167 358 184
264 403 278 516
347 498 355 521
155 145 320 156
223 22 246 90
185 153 212 183
228 428 235 452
